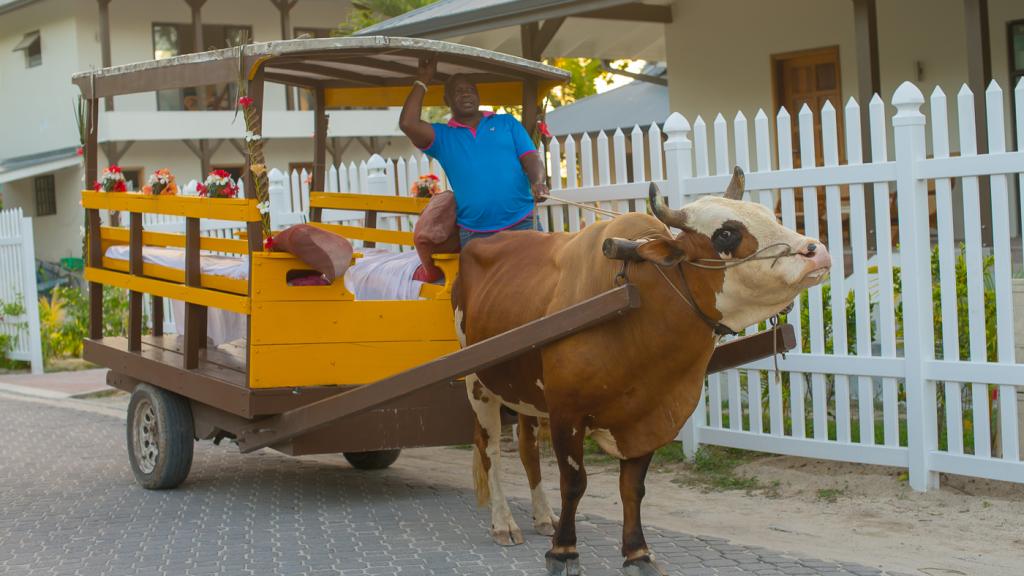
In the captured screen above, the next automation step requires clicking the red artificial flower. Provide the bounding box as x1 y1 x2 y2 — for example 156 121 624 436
426 174 439 181
197 183 208 197
93 181 102 192
108 165 122 174
238 96 254 109
212 169 231 179
113 181 127 192
76 147 84 156
537 121 552 139
263 235 274 251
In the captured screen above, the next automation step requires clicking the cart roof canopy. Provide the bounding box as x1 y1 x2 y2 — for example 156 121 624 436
72 36 569 107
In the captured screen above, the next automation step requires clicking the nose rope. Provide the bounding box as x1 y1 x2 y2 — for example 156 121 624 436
683 242 803 270
541 194 624 218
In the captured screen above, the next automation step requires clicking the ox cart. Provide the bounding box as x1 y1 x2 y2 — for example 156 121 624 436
73 37 795 490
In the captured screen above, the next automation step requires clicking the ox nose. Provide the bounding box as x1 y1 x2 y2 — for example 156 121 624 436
800 241 831 270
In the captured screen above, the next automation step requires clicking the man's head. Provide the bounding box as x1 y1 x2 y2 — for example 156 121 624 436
444 74 480 117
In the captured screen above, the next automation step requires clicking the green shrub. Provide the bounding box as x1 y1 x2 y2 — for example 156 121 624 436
37 285 136 365
0 297 27 369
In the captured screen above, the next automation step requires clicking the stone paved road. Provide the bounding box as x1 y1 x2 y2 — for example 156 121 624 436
0 395 903 576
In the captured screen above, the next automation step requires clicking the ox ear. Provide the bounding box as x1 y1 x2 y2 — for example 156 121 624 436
723 166 745 200
635 238 687 267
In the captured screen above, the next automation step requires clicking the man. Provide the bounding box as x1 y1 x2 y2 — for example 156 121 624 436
399 57 548 246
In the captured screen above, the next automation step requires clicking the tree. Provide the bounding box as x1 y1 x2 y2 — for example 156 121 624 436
334 0 440 36
544 58 612 108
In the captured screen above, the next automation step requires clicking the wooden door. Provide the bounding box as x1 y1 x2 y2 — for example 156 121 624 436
772 47 844 243
773 46 843 169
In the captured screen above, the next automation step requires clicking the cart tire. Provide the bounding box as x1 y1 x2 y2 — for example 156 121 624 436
126 383 194 490
343 449 401 470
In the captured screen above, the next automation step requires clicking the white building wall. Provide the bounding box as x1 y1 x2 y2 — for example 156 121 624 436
0 0 425 263
0 0 86 160
3 166 85 263
665 0 1024 160
79 0 354 113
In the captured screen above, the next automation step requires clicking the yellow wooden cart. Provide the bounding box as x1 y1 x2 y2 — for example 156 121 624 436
74 37 794 490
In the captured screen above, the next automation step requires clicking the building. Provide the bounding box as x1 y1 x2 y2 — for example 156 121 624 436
358 0 1024 238
0 0 416 263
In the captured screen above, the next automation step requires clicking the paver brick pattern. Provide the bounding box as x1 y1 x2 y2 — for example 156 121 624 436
0 398 900 576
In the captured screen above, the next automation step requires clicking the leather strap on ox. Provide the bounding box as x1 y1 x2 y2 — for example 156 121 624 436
602 237 736 335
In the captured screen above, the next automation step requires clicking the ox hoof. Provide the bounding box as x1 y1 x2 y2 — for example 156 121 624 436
545 551 581 576
622 555 667 576
491 527 525 547
534 516 558 536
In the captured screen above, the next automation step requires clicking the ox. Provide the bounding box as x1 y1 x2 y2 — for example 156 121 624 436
453 168 831 576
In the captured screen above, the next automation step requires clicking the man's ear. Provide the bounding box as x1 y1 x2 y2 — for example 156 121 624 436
635 238 687 266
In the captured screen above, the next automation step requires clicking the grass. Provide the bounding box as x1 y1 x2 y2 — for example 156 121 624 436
816 487 846 503
672 446 779 496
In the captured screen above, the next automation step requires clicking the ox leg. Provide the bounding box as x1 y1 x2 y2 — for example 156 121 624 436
545 419 586 576
620 452 666 576
467 374 525 546
517 415 557 536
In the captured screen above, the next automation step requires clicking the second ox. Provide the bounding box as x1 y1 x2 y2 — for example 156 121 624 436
453 168 831 576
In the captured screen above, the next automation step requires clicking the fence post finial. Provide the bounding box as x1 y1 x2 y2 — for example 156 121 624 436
366 154 388 196
892 81 925 125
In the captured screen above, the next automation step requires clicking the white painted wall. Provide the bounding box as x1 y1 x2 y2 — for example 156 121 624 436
2 165 85 262
0 0 428 263
76 0 355 113
0 0 85 160
665 0 1024 161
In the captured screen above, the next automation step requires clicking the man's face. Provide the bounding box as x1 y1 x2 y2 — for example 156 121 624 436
446 77 479 116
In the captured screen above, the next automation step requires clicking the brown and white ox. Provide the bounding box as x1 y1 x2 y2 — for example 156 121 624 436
453 169 831 576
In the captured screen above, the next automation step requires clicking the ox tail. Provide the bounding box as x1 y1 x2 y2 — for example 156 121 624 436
472 421 491 507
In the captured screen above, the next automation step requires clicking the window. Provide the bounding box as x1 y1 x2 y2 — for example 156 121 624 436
1009 21 1024 149
34 175 55 216
119 168 144 192
1010 20 1024 88
152 23 252 110
13 31 41 68
211 165 243 181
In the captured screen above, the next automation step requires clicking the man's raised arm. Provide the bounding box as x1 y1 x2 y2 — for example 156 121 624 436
399 57 437 150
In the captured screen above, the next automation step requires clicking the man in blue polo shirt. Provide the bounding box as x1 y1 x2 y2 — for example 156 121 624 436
399 57 548 246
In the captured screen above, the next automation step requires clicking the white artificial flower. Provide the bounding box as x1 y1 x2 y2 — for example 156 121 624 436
257 200 270 215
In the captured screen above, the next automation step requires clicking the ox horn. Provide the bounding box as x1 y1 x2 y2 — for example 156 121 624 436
648 182 687 229
724 166 745 200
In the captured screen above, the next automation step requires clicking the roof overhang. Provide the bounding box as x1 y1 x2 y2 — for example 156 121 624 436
0 148 80 185
72 36 569 107
0 0 41 17
354 0 671 60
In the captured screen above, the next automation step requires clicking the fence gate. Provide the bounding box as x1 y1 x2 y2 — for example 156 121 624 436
0 208 43 374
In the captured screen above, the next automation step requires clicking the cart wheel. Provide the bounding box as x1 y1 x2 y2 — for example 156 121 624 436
343 449 401 470
126 383 194 490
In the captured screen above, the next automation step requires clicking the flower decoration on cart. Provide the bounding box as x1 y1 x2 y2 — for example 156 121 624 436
197 169 238 198
236 72 273 248
142 168 178 196
410 173 442 198
93 165 127 192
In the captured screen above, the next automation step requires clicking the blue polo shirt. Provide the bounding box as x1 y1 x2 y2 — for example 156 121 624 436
422 112 536 232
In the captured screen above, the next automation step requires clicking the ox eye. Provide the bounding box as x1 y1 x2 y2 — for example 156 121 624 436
712 228 741 253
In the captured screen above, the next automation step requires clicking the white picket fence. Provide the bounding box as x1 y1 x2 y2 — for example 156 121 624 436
538 79 1024 490
0 208 43 374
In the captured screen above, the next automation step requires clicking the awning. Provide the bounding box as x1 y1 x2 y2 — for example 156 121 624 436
12 30 39 52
